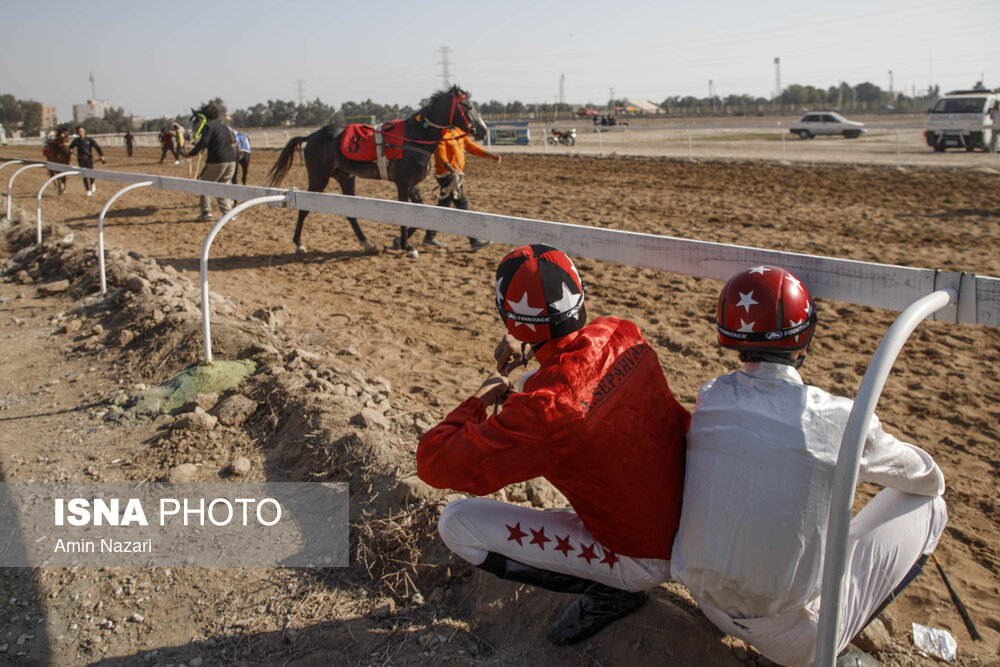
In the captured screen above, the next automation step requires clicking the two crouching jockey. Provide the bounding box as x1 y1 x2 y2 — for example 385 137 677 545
417 244 690 644
417 253 948 661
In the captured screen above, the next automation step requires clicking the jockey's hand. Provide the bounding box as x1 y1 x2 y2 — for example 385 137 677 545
474 372 513 407
492 154 501 163
494 334 531 375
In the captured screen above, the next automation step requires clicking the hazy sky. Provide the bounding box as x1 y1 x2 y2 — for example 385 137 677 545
3 0 998 121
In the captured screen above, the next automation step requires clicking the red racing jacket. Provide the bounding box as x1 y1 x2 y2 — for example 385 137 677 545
417 317 690 560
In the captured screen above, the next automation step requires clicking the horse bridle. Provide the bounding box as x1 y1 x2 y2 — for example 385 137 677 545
190 113 207 141
415 90 473 134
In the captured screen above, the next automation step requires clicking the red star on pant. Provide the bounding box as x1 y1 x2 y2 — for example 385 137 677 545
600 548 619 570
554 535 574 557
505 522 527 546
577 542 598 564
529 527 551 550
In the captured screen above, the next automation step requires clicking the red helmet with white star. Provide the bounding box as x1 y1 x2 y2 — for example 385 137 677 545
495 244 586 343
716 265 816 354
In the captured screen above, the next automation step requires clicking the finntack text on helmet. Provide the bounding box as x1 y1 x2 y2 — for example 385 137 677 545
53 497 282 527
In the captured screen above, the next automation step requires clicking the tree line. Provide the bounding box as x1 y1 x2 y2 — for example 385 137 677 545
0 80 981 138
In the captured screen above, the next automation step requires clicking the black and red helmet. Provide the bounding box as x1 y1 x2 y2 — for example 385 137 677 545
495 244 586 343
717 265 816 353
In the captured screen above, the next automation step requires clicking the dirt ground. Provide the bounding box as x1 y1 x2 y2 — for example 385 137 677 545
1 138 999 667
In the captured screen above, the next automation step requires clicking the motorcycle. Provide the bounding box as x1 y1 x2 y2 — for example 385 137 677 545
546 128 577 146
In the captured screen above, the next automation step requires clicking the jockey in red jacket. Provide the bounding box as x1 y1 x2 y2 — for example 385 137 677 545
417 244 690 645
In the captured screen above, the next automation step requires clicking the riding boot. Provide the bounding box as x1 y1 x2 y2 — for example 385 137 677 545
477 552 649 645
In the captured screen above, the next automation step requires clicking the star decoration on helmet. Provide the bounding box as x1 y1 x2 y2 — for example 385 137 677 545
547 282 580 317
748 266 771 275
788 317 806 342
738 319 756 332
737 290 759 313
506 291 544 332
785 275 803 292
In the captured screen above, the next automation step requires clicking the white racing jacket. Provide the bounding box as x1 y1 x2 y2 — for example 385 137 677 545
670 361 944 619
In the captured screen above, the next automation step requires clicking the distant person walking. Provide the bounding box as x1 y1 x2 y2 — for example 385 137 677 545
422 126 500 251
185 104 236 222
68 125 105 196
124 129 135 157
173 123 186 156
159 127 179 164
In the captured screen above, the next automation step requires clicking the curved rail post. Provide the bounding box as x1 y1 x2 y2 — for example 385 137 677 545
814 287 956 667
97 181 154 295
7 163 46 221
200 194 288 363
0 160 25 213
36 171 81 244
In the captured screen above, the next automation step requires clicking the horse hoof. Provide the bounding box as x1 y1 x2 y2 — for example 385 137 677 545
406 248 419 260
362 241 379 255
296 245 306 255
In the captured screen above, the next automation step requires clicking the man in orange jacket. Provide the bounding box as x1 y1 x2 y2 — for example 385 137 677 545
417 244 690 645
421 126 500 251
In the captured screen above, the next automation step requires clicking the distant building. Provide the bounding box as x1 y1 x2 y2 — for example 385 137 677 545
41 105 58 130
73 99 113 124
624 99 665 114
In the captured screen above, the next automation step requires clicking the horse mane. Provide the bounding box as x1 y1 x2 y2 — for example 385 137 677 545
424 85 467 109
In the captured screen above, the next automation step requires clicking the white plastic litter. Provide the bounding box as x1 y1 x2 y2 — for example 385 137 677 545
912 623 958 662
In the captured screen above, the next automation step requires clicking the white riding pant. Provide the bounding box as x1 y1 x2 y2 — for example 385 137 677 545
437 497 671 592
698 489 947 667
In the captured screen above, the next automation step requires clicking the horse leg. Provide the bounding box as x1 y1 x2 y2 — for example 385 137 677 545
241 154 249 186
396 181 421 259
335 174 377 255
293 150 336 254
292 210 311 254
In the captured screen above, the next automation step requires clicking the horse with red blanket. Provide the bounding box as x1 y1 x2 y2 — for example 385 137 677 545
267 86 487 258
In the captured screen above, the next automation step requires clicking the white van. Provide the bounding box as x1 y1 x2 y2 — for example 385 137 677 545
925 90 999 152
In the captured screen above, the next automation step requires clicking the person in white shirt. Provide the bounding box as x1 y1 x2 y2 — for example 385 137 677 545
671 265 947 667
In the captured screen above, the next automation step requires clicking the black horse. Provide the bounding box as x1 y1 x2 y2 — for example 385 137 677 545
266 85 488 258
188 108 251 185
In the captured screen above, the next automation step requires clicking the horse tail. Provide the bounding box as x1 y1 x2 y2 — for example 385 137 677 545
266 135 310 187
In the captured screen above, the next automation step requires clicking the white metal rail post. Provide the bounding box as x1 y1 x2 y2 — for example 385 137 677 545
36 171 80 244
97 181 154 294
0 160 25 213
813 287 958 667
200 194 288 362
7 163 46 221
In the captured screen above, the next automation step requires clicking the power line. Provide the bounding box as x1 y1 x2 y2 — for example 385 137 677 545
296 80 305 106
438 47 453 88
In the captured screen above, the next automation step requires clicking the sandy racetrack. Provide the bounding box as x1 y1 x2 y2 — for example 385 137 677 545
1 139 999 665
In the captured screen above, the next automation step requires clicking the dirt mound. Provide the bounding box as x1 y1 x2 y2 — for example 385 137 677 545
1 211 600 665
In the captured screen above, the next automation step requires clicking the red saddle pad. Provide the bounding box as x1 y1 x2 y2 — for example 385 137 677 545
340 120 405 162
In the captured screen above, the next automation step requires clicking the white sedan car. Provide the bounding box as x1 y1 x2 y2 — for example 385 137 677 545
789 112 866 139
